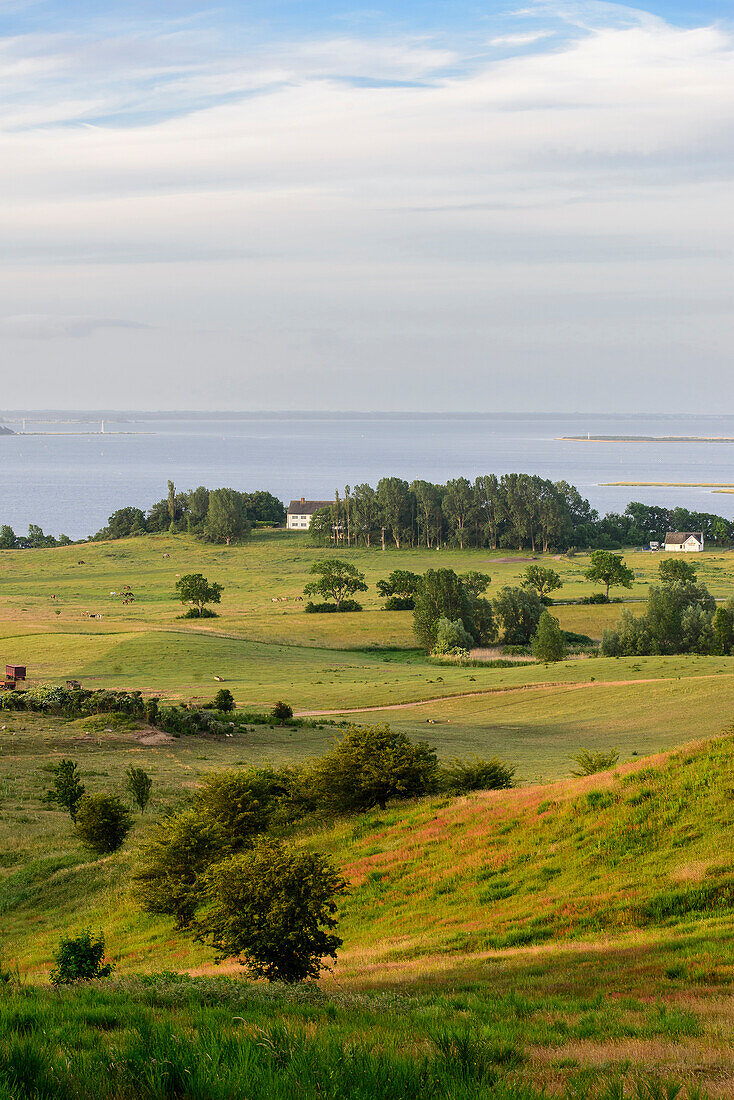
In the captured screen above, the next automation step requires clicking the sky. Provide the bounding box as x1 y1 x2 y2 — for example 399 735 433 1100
1 0 733 412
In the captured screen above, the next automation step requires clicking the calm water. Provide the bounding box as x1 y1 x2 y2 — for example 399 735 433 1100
3 412 734 539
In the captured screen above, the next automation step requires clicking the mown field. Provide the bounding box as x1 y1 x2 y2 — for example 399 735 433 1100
1 532 734 1096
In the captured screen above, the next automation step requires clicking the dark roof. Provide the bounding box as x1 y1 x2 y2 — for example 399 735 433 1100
287 499 333 515
664 531 703 544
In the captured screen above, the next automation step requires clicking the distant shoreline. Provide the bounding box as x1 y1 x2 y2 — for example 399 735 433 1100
603 481 734 488
562 435 734 443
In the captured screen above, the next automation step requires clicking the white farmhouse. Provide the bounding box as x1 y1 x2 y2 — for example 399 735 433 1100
286 498 333 531
664 531 704 552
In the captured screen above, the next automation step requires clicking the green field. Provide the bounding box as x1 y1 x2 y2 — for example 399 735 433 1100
2 532 734 1096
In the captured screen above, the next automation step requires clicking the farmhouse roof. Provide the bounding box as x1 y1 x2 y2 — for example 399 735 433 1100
287 499 334 515
664 531 703 544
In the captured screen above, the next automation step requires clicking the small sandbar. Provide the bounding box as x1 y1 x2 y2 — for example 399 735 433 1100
602 481 734 488
560 435 734 443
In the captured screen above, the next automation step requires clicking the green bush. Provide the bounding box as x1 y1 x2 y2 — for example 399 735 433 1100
439 757 516 795
569 748 620 776
75 794 133 854
304 600 363 613
214 688 235 712
49 931 113 985
271 700 293 724
201 838 348 982
309 724 438 812
432 617 474 655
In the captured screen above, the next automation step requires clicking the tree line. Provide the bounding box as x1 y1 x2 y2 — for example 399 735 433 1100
2 475 733 551
310 477 734 552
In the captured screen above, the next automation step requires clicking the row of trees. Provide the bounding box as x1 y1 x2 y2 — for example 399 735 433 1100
95 483 285 544
310 478 734 552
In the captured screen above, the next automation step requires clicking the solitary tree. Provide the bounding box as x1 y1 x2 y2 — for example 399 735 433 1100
584 550 635 600
45 759 85 821
125 765 153 813
531 610 567 662
521 564 562 602
175 573 223 616
214 688 235 712
205 488 251 545
201 839 348 982
303 559 367 609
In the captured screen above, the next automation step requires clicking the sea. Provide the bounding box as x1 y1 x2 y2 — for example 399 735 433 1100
3 411 734 540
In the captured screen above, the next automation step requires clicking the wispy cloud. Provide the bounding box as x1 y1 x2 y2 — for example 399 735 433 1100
0 314 150 338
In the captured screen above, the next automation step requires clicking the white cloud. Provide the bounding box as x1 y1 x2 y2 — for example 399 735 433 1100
0 3 732 410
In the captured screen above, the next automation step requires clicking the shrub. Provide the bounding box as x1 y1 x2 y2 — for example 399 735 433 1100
432 617 474 655
383 595 415 611
133 809 232 927
581 593 610 604
272 700 293 724
214 688 235 712
304 600 362 613
194 768 288 846
75 794 133 854
180 607 218 619
309 723 438 812
439 757 516 795
50 931 113 985
200 838 348 982
45 759 85 821
569 748 620 776
125 765 153 813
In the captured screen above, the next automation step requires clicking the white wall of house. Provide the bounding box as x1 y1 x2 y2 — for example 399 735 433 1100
286 513 312 529
664 537 703 552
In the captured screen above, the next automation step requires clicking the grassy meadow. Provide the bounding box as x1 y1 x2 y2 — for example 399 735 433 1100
1 531 734 1096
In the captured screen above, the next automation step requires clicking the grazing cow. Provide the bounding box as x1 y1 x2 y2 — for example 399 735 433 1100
271 597 279 603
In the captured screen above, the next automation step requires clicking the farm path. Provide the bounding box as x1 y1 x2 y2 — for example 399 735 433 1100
296 674 717 716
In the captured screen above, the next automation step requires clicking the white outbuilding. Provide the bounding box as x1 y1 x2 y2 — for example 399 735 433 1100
664 531 704 552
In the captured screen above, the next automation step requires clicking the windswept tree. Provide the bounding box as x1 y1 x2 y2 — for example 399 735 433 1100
584 550 635 600
304 559 368 609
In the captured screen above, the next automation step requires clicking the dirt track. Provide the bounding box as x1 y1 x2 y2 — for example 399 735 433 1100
295 674 715 717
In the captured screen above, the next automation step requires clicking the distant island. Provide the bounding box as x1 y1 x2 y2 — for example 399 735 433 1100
561 435 734 443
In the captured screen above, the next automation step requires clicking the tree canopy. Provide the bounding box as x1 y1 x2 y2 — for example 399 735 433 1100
175 573 223 616
584 550 635 600
303 559 368 609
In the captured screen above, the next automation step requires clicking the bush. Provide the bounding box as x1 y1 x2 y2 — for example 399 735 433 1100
383 595 415 611
50 931 113 985
133 809 232 927
272 700 293 724
45 759 85 821
125 765 153 813
581 593 610 604
439 757 516 795
200 838 348 982
309 724 438 812
432 616 474 655
304 600 362 613
75 794 133 854
569 748 620 776
194 768 288 846
214 688 235 712
180 607 218 619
